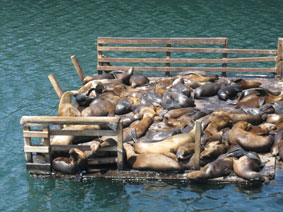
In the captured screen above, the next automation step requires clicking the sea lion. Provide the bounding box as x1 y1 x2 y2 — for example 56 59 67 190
133 124 196 154
266 114 283 124
183 73 218 82
57 91 81 117
199 140 229 164
228 121 273 153
115 98 132 115
142 128 181 143
52 148 88 174
176 143 195 160
271 131 283 156
233 153 265 182
164 107 195 119
75 88 96 107
217 84 242 101
120 112 142 128
229 113 264 125
233 79 261 90
248 123 276 134
129 74 149 88
237 93 265 108
194 79 228 99
187 155 234 180
204 112 232 137
123 143 184 171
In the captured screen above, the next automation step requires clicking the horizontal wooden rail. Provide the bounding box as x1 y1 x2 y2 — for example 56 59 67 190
50 129 117 137
97 65 276 73
98 37 228 45
98 57 276 64
98 46 277 55
20 116 120 126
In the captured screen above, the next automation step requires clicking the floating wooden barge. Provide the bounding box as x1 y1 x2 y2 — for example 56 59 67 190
20 37 283 185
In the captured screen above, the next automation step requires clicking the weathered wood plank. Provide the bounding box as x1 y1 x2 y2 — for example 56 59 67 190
51 145 91 151
88 157 117 165
20 116 120 126
24 145 49 153
98 46 277 55
23 130 49 138
97 65 276 73
222 39 228 77
194 120 201 170
98 37 228 45
23 126 32 163
98 57 276 64
117 121 124 170
276 38 283 79
71 55 85 84
48 74 63 99
50 129 117 136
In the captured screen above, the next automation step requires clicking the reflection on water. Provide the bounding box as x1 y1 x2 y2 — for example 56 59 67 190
1 0 283 211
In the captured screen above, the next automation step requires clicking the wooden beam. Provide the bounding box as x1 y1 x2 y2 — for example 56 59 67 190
276 38 283 79
26 163 51 171
20 116 120 126
222 38 228 77
97 43 103 74
194 120 202 170
98 46 277 55
50 129 117 137
24 145 49 153
97 65 276 73
117 121 124 171
88 157 117 165
165 44 171 76
98 57 276 64
48 74 63 99
98 37 228 45
71 55 85 84
23 130 49 138
23 126 32 163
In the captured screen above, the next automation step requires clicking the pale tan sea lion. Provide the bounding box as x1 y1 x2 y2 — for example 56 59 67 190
57 91 81 117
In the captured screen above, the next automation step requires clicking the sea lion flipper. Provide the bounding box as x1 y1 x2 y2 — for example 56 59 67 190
130 129 138 143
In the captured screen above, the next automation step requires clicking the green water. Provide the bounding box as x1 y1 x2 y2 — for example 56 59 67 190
1 0 283 211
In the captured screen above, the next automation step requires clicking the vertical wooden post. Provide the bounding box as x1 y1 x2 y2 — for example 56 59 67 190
48 74 63 99
165 44 171 76
71 55 85 84
117 121 124 171
97 43 103 75
42 126 51 170
23 126 32 163
222 38 228 77
276 38 283 80
194 120 202 170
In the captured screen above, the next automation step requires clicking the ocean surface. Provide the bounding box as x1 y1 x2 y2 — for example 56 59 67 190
1 0 283 211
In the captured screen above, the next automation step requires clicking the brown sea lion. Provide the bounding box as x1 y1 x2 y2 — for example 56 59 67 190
164 107 195 119
233 79 261 90
204 112 232 137
228 121 273 153
271 131 283 156
129 74 149 88
187 156 234 180
120 112 142 128
233 153 265 182
237 93 265 108
183 73 218 82
176 143 195 160
133 124 196 154
229 113 264 125
123 143 184 171
200 140 229 164
51 125 101 145
52 148 88 174
58 91 81 117
82 73 114 85
266 114 283 124
248 123 276 134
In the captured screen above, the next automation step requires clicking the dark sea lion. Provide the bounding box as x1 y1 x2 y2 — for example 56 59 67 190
120 112 142 128
162 92 182 110
233 79 261 90
133 125 196 154
194 79 228 99
241 103 275 116
228 121 273 153
169 81 192 97
115 98 132 115
52 148 88 174
176 143 195 160
75 88 96 107
129 74 149 88
123 143 184 171
229 113 264 125
233 153 265 182
144 128 181 142
217 84 242 101
58 91 81 117
140 92 162 105
187 156 234 180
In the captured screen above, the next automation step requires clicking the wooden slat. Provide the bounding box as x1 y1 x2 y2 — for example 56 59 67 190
51 145 91 152
20 116 120 126
24 145 49 153
98 37 228 45
97 65 276 73
26 163 51 171
88 157 117 165
50 129 117 136
276 38 283 79
194 120 202 170
98 46 277 55
98 57 276 64
117 121 123 170
23 130 49 138
23 126 32 163
98 146 117 152
222 39 228 77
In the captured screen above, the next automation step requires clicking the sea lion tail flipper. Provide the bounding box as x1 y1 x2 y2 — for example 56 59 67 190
226 99 237 105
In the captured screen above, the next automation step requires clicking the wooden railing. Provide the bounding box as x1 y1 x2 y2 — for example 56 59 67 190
20 116 124 173
96 37 283 79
